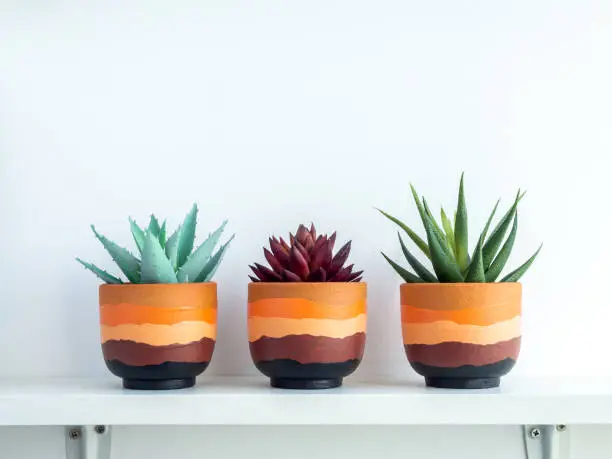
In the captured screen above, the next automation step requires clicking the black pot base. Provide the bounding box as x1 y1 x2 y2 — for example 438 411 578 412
271 377 343 390
425 377 500 389
123 377 195 390
105 360 209 390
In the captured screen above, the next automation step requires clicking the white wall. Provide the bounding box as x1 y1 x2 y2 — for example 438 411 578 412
1 1 611 458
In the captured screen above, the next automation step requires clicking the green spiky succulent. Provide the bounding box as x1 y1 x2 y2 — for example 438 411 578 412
76 204 234 284
378 174 542 283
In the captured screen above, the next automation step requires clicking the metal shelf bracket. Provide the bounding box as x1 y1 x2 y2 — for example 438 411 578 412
523 425 570 459
65 425 112 459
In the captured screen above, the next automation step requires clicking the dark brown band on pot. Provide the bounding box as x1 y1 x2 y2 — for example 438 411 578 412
249 332 365 364
102 337 215 366
405 337 521 368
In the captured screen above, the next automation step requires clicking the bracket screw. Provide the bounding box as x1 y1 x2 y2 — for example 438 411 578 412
94 425 106 434
68 429 81 440
529 428 542 439
556 424 567 432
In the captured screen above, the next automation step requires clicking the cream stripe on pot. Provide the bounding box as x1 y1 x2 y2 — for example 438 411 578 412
101 321 216 346
402 316 521 346
248 314 367 341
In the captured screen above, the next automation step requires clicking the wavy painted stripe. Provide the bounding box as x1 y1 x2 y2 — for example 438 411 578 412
248 298 365 320
248 283 366 306
249 333 366 364
101 321 216 346
401 302 520 326
100 283 217 309
100 303 216 326
400 284 521 311
102 337 215 366
402 316 521 345
405 338 521 367
248 314 366 341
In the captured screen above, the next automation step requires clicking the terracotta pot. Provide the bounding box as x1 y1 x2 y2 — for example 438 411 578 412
248 282 367 389
401 283 521 389
99 283 217 390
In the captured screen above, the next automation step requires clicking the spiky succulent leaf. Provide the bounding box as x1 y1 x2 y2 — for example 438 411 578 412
176 220 228 282
422 209 464 282
464 235 485 283
198 235 235 282
76 258 123 284
177 204 198 268
328 241 351 277
91 225 141 283
482 190 522 268
454 173 470 272
381 252 422 283
148 215 161 238
376 208 430 259
481 199 500 240
422 199 455 259
440 208 455 254
485 212 518 282
140 232 178 283
165 225 182 270
129 218 146 255
500 244 542 282
398 233 437 282
159 220 167 249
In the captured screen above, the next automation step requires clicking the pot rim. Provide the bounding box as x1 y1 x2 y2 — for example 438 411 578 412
99 282 216 290
400 282 521 287
248 282 366 286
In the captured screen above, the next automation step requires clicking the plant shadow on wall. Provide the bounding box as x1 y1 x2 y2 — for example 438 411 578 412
76 204 234 390
247 224 366 390
378 173 542 389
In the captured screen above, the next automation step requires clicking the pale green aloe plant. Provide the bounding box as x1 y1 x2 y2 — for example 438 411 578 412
377 174 541 283
76 204 234 284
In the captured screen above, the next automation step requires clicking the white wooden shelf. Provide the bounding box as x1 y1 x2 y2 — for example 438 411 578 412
0 376 611 426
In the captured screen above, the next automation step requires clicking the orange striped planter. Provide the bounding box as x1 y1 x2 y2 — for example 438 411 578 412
248 282 367 389
401 283 521 389
99 283 217 390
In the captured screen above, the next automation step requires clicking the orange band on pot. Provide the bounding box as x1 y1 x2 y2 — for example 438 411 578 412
400 283 521 311
248 314 366 341
100 303 217 326
248 298 365 320
101 321 217 346
402 316 521 345
401 301 520 326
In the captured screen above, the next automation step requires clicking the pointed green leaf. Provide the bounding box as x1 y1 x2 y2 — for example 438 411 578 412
422 207 464 282
148 215 161 238
500 244 542 282
485 212 518 282
177 220 228 282
464 235 485 283
76 258 123 284
159 220 167 249
129 218 146 254
381 252 422 283
454 172 469 272
440 207 456 254
398 233 437 282
376 208 430 259
423 199 454 259
177 204 198 268
197 234 235 282
91 225 141 283
165 224 182 270
481 199 500 240
482 190 522 268
140 232 178 283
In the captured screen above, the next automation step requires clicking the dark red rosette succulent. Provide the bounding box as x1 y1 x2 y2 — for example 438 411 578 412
249 224 363 282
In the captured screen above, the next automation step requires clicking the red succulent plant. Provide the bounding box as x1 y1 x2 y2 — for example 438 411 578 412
249 224 363 283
